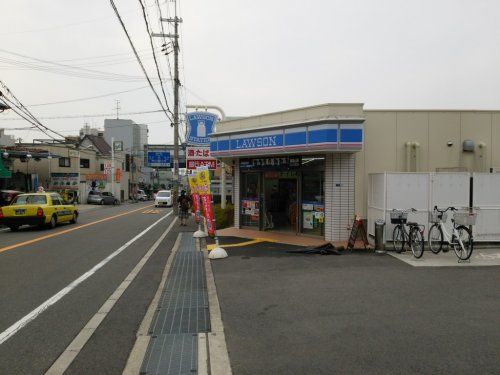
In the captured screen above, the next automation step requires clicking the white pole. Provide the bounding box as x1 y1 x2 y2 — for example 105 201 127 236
77 151 80 204
221 161 226 209
111 137 115 197
48 153 51 188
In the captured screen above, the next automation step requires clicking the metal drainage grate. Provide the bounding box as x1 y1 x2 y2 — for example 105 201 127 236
140 333 197 375
141 233 210 374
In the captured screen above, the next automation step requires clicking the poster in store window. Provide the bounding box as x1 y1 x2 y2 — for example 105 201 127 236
303 211 314 229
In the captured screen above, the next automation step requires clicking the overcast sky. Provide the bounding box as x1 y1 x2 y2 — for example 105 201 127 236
1 0 499 144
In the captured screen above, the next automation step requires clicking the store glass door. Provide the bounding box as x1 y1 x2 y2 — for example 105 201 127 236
300 171 325 236
263 171 298 232
240 172 261 228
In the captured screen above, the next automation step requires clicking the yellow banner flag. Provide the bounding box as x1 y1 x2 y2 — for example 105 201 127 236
188 175 198 195
196 168 211 195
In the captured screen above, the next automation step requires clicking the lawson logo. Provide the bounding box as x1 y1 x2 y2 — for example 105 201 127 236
233 135 281 150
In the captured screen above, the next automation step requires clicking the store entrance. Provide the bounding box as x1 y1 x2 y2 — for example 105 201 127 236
263 172 298 232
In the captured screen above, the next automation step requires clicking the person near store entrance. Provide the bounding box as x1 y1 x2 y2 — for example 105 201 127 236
178 190 192 226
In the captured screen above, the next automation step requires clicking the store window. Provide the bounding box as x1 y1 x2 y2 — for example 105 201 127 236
59 157 71 167
80 158 90 168
301 170 325 236
240 172 260 227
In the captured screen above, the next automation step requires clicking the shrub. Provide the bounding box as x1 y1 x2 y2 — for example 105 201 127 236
213 203 234 229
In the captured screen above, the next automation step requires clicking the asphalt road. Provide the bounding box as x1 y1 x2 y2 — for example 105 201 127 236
0 202 181 374
211 241 500 375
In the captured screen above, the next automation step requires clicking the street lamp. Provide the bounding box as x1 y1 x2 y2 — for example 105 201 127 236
26 153 32 191
47 153 52 189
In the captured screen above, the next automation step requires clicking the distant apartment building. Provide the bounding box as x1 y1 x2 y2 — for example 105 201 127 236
103 119 148 154
104 119 149 197
79 124 103 138
0 129 15 147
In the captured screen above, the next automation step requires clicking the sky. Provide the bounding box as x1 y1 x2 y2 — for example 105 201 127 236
0 0 499 144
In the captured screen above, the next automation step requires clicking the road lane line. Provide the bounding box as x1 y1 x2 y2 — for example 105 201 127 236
0 204 154 255
0 211 172 347
46 214 177 374
204 249 232 374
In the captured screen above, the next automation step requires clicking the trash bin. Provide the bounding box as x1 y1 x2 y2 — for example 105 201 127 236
374 219 386 254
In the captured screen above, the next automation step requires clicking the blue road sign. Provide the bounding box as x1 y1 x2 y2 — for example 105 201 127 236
147 151 171 167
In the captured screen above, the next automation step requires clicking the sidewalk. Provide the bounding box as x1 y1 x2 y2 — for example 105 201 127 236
125 222 231 375
217 226 370 249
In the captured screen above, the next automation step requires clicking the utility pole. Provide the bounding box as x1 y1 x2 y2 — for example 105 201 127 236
152 8 182 215
111 137 115 197
115 100 121 119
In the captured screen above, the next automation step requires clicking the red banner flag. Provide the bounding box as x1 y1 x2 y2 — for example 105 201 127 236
191 193 201 223
200 194 215 236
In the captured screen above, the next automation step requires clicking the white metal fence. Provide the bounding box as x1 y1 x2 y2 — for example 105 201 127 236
367 172 478 241
472 173 500 242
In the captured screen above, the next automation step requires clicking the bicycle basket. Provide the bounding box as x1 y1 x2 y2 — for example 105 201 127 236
429 211 447 223
453 211 477 226
390 210 408 224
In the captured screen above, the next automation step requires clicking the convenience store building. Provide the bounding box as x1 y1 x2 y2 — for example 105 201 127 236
210 103 500 242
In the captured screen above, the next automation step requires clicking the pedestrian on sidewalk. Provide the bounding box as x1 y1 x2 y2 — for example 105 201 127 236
178 190 191 226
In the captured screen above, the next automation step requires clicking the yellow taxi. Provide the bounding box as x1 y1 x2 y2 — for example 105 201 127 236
0 192 78 231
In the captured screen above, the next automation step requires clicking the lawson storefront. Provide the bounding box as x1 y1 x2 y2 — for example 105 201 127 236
210 118 364 241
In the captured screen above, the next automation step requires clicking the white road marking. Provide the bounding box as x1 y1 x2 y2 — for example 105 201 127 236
388 249 500 267
0 212 173 346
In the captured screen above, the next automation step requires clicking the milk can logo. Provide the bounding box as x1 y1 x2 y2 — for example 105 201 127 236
187 112 217 145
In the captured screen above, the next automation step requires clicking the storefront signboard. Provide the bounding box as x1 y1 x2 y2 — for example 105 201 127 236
210 122 363 157
187 112 217 145
187 159 216 170
84 173 108 181
186 146 216 170
50 173 78 190
240 156 301 170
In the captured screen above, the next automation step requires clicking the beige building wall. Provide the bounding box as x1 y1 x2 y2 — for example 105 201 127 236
357 110 500 217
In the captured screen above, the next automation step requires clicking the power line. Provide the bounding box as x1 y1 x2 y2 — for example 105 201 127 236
109 0 174 122
26 84 159 107
0 91 65 141
155 0 175 88
0 48 156 82
0 109 163 121
0 2 158 36
138 0 171 113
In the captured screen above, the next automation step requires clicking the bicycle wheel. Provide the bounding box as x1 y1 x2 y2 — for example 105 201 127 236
410 226 424 259
453 225 473 260
428 224 443 254
392 225 405 253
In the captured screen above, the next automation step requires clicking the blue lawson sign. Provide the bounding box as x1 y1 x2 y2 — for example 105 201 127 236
147 151 171 167
186 112 217 145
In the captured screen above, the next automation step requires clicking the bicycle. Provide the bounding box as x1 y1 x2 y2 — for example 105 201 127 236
391 208 425 258
428 206 475 261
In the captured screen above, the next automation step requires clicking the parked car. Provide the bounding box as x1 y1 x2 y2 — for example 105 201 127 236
87 190 119 205
101 192 120 205
154 190 172 207
0 190 22 207
0 192 78 231
137 189 147 201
